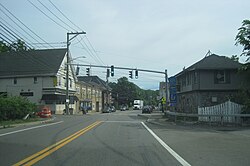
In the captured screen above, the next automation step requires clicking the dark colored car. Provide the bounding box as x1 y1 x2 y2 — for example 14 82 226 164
142 106 152 114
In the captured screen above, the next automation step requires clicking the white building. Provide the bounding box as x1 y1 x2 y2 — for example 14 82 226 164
0 48 77 114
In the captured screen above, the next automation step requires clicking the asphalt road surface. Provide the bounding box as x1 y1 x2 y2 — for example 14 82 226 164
0 110 250 166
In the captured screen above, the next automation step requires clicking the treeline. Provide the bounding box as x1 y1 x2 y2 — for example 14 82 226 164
109 77 159 107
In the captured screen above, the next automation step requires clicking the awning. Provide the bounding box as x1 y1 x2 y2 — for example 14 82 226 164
41 94 79 101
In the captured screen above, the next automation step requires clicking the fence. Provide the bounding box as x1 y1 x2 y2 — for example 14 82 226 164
198 100 243 123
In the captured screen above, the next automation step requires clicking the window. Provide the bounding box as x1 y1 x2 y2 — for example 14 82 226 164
214 70 230 84
58 76 61 86
69 78 72 88
14 78 17 84
34 77 38 84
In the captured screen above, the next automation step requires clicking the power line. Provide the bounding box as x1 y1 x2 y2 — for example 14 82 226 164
85 36 105 65
26 0 69 31
0 19 35 48
0 3 53 48
0 23 33 49
0 8 46 48
48 0 83 31
76 37 103 65
46 0 105 66
36 0 77 31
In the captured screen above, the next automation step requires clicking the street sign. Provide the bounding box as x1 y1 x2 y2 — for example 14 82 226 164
161 97 166 104
168 76 177 105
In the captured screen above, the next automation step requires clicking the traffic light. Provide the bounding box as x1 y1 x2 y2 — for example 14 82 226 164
129 70 133 79
135 70 138 79
86 68 90 76
111 65 114 77
107 69 110 78
76 66 80 75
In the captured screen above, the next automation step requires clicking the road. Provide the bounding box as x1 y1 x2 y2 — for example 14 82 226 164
0 110 250 166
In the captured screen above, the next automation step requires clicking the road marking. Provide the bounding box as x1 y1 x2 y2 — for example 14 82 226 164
0 121 63 137
13 121 102 166
141 122 191 166
105 120 141 123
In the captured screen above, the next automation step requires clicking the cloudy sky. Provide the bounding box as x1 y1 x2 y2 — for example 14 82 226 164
1 0 249 89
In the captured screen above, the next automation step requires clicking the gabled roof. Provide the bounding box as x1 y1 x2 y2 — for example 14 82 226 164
77 76 111 91
176 54 242 76
0 48 66 78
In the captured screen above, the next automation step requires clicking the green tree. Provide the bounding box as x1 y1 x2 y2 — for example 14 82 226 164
235 19 250 59
0 39 28 53
235 19 250 112
109 77 159 108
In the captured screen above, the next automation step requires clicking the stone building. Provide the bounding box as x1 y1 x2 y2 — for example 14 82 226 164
76 76 111 113
175 54 242 113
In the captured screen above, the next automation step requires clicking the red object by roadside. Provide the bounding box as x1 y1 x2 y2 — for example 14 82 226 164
37 106 52 118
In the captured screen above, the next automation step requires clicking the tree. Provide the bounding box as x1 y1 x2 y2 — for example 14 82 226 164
235 19 250 112
235 19 250 60
109 77 159 108
0 39 29 53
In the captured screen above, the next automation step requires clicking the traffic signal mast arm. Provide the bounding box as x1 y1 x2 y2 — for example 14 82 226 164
69 63 169 111
68 63 166 74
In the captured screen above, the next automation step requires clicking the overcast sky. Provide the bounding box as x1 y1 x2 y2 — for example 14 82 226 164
1 0 250 89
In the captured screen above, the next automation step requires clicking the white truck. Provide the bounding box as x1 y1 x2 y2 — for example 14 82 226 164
133 100 143 110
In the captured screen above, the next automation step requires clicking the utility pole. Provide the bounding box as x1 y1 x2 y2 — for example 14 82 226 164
65 31 86 115
165 69 169 112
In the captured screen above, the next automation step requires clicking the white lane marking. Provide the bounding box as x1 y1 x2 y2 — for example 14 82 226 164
105 121 141 123
141 122 191 166
0 121 63 137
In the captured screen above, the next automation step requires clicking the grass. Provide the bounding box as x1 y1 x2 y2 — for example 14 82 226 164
0 117 41 128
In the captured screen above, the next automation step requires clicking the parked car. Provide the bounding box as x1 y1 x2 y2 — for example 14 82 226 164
142 106 152 114
110 106 116 112
102 106 111 113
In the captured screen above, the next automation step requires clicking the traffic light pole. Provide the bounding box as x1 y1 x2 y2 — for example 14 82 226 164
66 32 86 115
68 63 169 112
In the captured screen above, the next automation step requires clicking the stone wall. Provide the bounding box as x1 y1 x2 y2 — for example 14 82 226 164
176 90 238 113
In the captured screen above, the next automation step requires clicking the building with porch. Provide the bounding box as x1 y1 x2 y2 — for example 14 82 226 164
0 48 78 114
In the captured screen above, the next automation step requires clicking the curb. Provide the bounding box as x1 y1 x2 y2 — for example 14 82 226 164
0 117 56 129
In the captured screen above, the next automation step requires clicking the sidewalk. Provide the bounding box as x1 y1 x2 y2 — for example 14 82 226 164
138 111 250 131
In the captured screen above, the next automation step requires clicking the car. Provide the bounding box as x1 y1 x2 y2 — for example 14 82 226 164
142 106 152 114
102 106 111 113
110 106 116 112
120 105 126 111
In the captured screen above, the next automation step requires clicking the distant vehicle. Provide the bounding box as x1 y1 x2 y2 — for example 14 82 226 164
120 105 126 111
142 105 152 114
102 106 111 113
133 100 143 110
110 106 116 112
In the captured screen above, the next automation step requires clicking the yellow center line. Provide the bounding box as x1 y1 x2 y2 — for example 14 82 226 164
13 121 102 166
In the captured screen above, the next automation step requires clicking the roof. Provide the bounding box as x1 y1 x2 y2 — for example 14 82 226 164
176 54 242 76
77 76 111 91
0 48 66 78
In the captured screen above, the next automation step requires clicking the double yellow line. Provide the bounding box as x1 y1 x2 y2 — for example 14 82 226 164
13 121 102 166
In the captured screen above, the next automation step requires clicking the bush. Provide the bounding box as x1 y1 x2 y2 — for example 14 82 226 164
0 96 36 121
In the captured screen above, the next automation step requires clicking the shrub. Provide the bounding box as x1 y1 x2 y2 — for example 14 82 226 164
0 96 36 121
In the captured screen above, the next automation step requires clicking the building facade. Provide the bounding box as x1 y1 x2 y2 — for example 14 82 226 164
77 76 112 113
175 54 242 113
0 49 77 114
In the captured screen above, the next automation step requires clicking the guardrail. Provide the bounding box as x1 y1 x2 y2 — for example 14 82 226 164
165 111 250 126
